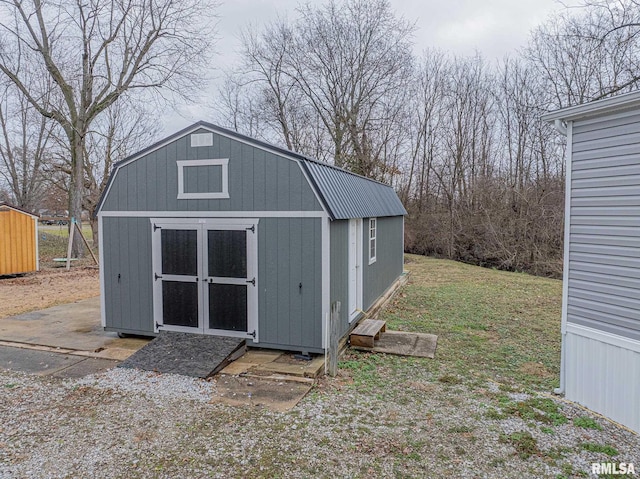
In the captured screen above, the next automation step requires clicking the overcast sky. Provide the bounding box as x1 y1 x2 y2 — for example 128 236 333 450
167 0 582 132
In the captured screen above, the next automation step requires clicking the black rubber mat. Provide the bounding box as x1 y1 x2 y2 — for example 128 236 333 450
118 331 246 378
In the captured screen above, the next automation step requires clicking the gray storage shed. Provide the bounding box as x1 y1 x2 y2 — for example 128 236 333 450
543 90 640 433
96 121 406 354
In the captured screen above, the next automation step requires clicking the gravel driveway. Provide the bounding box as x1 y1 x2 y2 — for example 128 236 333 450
0 356 638 479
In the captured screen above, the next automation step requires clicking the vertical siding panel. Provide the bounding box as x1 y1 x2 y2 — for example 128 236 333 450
277 159 289 210
264 153 278 210
103 217 154 333
138 218 153 331
16 213 24 272
330 220 349 337
9 211 17 271
157 147 168 211
264 219 278 343
565 331 640 432
242 144 253 211
27 216 34 270
289 163 302 210
166 140 179 211
0 213 6 274
313 218 322 346
289 218 302 347
300 165 316 211
253 148 266 210
137 158 147 210
301 219 315 347
277 218 290 345
104 218 121 329
147 150 157 210
257 219 268 341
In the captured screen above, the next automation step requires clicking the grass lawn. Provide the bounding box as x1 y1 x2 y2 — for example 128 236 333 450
38 224 97 267
382 255 562 390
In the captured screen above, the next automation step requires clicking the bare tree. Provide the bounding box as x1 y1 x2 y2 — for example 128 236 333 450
218 0 414 177
0 0 217 255
0 82 55 210
83 99 160 243
526 2 640 107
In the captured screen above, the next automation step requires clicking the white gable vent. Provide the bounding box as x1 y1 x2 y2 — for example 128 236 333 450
190 132 213 147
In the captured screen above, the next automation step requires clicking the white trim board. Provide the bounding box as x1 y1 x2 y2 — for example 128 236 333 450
557 120 573 394
98 210 327 218
177 158 229 200
543 89 640 122
98 214 106 328
566 323 640 354
321 215 330 350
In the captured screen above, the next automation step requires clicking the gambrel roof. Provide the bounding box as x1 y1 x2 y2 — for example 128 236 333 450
96 121 406 220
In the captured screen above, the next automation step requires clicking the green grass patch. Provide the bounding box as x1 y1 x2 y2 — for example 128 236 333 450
38 224 97 266
498 396 567 426
580 443 618 457
379 255 562 389
573 416 602 430
500 431 539 459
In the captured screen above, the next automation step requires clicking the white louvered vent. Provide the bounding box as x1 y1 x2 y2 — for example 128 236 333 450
190 132 213 147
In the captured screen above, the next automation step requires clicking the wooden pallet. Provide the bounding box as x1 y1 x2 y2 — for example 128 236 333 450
350 319 386 348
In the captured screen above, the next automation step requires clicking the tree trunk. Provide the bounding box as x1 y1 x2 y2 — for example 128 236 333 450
90 216 98 246
69 131 85 258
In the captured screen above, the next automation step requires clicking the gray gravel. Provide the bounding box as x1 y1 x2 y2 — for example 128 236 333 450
0 364 638 478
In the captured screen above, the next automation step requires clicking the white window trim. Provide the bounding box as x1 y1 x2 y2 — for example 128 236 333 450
177 158 229 199
368 217 377 265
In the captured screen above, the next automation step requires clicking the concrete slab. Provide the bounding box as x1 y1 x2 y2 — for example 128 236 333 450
353 330 438 358
50 357 118 379
119 331 246 378
0 344 119 378
212 374 313 412
0 345 84 375
0 297 148 357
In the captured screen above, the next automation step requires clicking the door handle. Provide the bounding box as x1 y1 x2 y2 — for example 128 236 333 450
246 277 255 286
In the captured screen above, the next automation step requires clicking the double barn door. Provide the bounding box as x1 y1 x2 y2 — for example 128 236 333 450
151 219 258 340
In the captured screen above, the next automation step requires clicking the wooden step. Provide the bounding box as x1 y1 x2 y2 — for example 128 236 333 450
350 319 387 348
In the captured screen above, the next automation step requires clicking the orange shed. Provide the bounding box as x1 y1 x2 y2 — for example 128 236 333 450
0 203 39 276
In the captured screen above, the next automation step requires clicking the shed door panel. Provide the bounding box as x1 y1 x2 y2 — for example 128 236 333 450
204 225 257 338
154 225 202 332
152 220 258 340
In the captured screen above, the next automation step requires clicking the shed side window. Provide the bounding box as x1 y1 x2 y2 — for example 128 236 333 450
369 218 377 264
177 159 229 199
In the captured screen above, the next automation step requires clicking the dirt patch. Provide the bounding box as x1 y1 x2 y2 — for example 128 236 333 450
0 267 99 319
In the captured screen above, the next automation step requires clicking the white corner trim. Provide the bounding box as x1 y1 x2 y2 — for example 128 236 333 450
34 217 39 271
566 323 640 354
98 214 106 328
557 120 573 394
177 158 229 200
561 121 573 337
321 216 330 349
